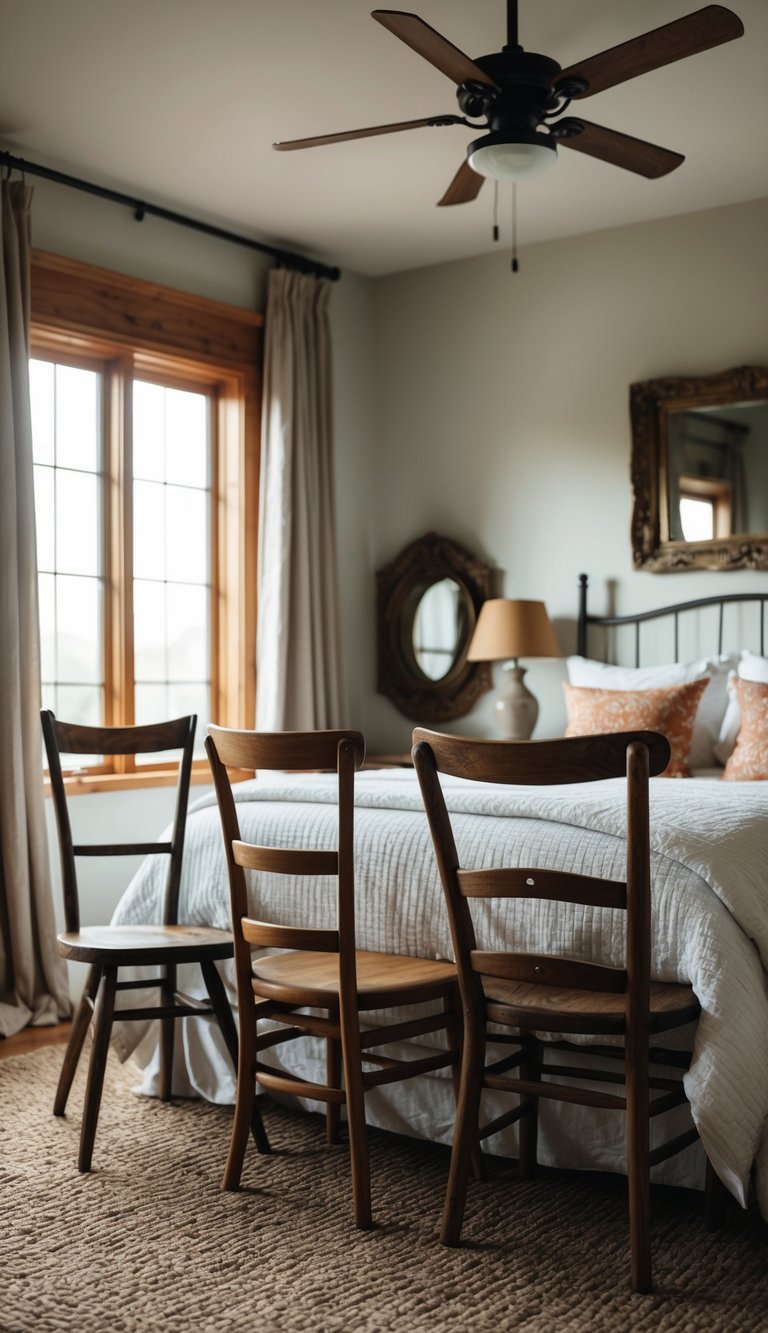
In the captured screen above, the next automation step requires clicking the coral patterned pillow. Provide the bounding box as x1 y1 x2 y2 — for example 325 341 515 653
722 679 768 781
563 678 709 778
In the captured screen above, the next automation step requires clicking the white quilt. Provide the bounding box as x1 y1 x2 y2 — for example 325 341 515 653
112 769 768 1215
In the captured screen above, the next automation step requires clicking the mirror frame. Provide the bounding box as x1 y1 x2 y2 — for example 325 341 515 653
376 532 494 722
630 365 768 572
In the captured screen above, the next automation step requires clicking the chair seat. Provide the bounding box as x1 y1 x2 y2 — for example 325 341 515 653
57 924 234 966
252 948 457 1008
483 976 700 1036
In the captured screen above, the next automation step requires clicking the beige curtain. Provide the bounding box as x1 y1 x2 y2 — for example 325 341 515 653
0 180 71 1035
256 268 346 730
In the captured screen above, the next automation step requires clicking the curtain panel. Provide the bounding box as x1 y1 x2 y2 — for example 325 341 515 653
0 180 71 1035
256 268 346 730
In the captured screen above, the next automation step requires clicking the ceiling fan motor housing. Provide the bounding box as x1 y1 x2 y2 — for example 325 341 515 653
467 50 563 135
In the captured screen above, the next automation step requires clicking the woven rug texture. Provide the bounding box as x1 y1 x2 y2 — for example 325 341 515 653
1 1046 767 1333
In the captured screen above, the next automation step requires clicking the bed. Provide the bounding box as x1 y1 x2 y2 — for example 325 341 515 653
110 578 768 1217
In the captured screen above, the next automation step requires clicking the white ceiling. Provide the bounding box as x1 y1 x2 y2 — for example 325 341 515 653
2 0 767 277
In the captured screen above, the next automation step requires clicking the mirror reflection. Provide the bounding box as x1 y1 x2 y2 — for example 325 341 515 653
412 578 470 681
667 401 768 543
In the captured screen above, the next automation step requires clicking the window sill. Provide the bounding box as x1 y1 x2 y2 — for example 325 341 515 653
43 767 254 797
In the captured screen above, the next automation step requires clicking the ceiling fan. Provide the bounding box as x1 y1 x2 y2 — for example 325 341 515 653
273 4 744 205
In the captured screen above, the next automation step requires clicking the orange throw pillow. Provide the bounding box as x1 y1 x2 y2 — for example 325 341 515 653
563 678 709 778
722 678 768 781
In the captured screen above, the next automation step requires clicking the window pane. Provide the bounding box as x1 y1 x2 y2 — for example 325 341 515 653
133 381 165 482
31 355 106 764
30 360 54 464
166 388 208 487
165 486 207 584
134 682 169 727
34 466 55 572
134 580 167 682
167 584 208 681
55 365 99 471
680 497 714 542
56 575 102 683
38 572 56 683
167 683 210 757
56 685 103 766
56 469 99 575
56 685 103 729
133 480 167 580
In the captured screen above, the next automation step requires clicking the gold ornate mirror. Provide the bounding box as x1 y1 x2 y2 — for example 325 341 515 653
376 532 494 722
630 366 768 571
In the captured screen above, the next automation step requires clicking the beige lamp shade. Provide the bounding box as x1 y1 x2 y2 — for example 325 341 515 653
467 599 560 663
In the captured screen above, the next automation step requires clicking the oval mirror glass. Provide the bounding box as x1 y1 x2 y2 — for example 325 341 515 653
412 578 469 681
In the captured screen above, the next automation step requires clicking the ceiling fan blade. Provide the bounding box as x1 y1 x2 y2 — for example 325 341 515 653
372 10 497 87
555 5 744 99
558 120 684 178
274 115 465 151
437 160 485 207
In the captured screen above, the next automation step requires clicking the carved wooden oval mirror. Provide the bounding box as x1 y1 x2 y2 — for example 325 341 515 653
376 532 494 722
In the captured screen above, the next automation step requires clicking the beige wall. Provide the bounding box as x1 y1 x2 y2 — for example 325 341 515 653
365 197 768 751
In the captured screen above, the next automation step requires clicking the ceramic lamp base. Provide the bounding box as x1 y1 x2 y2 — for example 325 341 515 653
493 662 538 740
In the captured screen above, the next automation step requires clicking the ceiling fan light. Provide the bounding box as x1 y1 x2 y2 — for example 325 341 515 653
468 133 557 182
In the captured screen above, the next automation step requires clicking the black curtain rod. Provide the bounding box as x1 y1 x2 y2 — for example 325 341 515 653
0 149 341 283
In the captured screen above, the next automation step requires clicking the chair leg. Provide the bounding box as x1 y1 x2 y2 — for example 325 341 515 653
222 1045 256 1192
441 1025 485 1247
444 993 486 1182
326 1036 342 1144
625 1045 652 1294
54 964 100 1117
78 965 118 1173
200 958 270 1156
518 1035 541 1181
339 994 372 1230
704 1157 728 1232
159 962 176 1103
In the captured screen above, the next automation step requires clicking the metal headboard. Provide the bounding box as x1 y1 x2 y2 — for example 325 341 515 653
577 573 768 665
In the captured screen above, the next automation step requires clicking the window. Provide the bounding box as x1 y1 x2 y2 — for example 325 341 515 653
31 251 262 788
677 474 732 544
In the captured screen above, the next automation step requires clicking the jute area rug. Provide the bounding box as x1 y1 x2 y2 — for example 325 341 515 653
1 1048 767 1333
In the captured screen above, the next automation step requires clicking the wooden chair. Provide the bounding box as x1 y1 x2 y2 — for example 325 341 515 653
205 725 462 1229
413 727 725 1294
42 710 269 1172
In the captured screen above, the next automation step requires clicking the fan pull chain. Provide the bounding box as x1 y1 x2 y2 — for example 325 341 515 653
492 179 499 242
511 183 519 273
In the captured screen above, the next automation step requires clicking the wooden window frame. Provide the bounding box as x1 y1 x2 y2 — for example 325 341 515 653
32 251 262 792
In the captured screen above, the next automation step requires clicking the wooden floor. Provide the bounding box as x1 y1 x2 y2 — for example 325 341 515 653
0 1022 72 1060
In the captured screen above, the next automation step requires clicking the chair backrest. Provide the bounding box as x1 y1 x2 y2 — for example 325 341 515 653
41 711 197 932
412 728 670 1033
204 727 366 999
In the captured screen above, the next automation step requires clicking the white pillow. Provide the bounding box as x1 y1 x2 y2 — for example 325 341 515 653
566 655 736 770
714 651 768 764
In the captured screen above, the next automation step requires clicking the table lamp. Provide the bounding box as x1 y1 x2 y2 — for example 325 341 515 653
467 598 560 739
